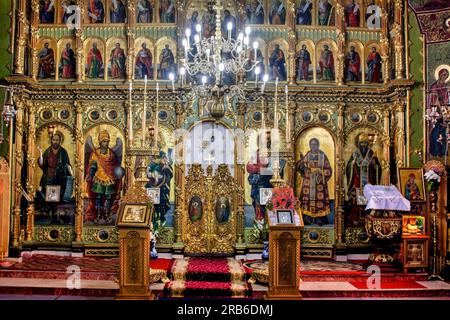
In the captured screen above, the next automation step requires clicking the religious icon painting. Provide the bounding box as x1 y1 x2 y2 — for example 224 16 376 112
134 38 154 80
45 185 61 202
109 0 127 23
260 188 273 205
276 209 294 224
123 205 147 223
269 0 287 25
345 42 363 82
146 188 161 205
117 203 151 227
59 109 71 121
189 196 203 223
156 39 177 80
268 40 288 81
295 41 314 82
159 0 176 23
107 38 127 80
60 0 77 25
344 130 383 227
41 109 54 121
428 64 450 158
215 196 231 223
295 127 335 226
86 0 105 23
34 125 75 226
39 0 56 24
301 111 313 122
58 38 76 80
246 0 265 24
296 0 313 26
402 215 425 236
136 0 154 23
397 168 426 203
316 41 336 82
343 0 361 28
365 43 382 83
317 0 335 26
83 125 125 225
84 38 105 80
37 39 57 80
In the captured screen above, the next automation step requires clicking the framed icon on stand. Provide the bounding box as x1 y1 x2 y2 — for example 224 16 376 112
146 188 161 205
276 209 294 224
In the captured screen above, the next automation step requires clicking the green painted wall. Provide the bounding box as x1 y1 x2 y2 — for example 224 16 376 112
0 0 12 159
408 11 424 167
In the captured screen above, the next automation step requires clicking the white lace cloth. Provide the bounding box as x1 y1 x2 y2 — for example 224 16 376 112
363 184 410 211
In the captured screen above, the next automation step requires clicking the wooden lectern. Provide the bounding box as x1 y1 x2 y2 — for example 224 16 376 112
115 184 153 300
265 209 304 300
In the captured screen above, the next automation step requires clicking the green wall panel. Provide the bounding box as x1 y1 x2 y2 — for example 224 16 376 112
0 0 12 159
39 27 75 39
134 26 178 40
408 11 424 167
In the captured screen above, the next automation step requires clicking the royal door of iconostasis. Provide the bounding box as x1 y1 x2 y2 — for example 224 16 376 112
182 121 240 255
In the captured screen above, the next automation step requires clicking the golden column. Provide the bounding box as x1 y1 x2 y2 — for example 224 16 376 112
124 99 134 191
126 0 136 83
380 0 390 85
13 0 28 75
393 0 405 80
75 0 85 83
30 0 40 81
381 107 391 185
335 0 346 86
394 99 406 169
335 103 345 246
74 101 84 242
25 101 36 241
235 101 246 251
173 100 185 252
11 94 25 247
286 0 296 85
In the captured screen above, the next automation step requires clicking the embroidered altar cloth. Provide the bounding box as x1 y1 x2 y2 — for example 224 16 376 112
363 185 410 211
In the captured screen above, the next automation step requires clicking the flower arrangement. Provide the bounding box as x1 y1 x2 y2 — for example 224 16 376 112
423 160 446 192
269 185 298 210
251 185 299 243
251 218 269 243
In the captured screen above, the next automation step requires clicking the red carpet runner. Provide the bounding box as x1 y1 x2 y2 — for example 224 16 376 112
163 257 252 298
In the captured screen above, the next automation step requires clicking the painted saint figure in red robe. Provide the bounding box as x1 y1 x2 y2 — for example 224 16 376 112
296 138 332 225
60 43 76 79
345 0 360 27
366 46 382 83
135 42 153 79
109 42 126 79
85 131 124 224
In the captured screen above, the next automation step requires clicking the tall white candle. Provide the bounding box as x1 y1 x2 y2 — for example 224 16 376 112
155 83 159 149
129 81 133 142
142 75 147 146
274 77 278 130
285 85 289 146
